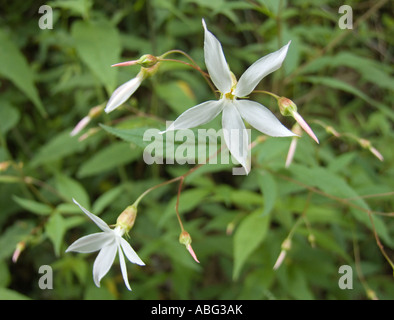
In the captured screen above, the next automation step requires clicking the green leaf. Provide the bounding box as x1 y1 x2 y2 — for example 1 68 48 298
155 81 196 115
77 142 142 178
0 102 20 135
30 130 87 167
0 221 35 260
92 185 124 215
0 288 31 300
0 30 46 117
304 76 394 120
100 124 225 162
72 20 121 93
301 52 394 91
0 260 11 287
257 171 277 216
45 211 66 256
290 164 393 247
233 209 270 280
100 125 156 149
285 266 314 300
12 195 53 216
55 173 90 208
48 0 93 18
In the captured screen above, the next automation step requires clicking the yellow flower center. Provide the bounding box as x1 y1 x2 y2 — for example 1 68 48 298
224 90 236 100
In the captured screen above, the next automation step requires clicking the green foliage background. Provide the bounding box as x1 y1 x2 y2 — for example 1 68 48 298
0 0 393 300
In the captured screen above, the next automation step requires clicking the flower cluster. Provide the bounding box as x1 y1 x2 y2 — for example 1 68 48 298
66 199 144 291
67 19 319 291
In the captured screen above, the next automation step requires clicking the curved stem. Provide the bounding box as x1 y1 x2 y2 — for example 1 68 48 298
252 90 280 100
159 58 209 77
159 50 218 97
175 177 185 232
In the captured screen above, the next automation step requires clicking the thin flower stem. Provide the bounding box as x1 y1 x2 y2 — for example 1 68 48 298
159 58 209 77
175 177 185 232
160 50 198 65
351 223 379 300
287 191 313 240
274 172 393 217
133 176 181 208
159 50 218 96
252 90 280 100
133 146 224 217
366 210 394 272
272 171 394 271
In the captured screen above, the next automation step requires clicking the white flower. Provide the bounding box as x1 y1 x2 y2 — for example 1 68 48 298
161 19 296 172
66 199 145 291
105 71 144 113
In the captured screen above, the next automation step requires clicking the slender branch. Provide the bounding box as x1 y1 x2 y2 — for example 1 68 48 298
352 224 379 300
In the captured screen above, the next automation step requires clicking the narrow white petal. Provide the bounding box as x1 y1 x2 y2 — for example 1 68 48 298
66 232 114 253
93 241 117 288
234 41 291 97
118 243 132 291
70 116 91 136
202 19 232 93
160 100 224 133
105 73 143 113
222 101 250 173
120 237 145 266
73 198 111 232
236 100 296 137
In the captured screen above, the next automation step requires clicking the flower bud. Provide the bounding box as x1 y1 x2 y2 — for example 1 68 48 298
71 105 104 137
116 205 137 233
78 127 99 142
278 97 297 116
179 231 192 246
226 221 235 235
179 231 200 263
138 54 159 68
88 105 104 119
359 139 383 161
278 97 319 144
326 125 341 137
140 61 160 79
273 238 291 270
0 161 11 171
12 241 25 263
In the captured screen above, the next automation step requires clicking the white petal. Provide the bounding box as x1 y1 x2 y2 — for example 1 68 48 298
66 232 114 253
234 41 291 97
93 241 117 288
202 19 232 93
120 237 145 266
222 101 250 173
160 100 224 133
236 100 296 137
118 243 132 291
73 199 111 232
105 73 143 113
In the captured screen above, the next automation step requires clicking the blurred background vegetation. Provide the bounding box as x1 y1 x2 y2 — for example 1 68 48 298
0 0 393 300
